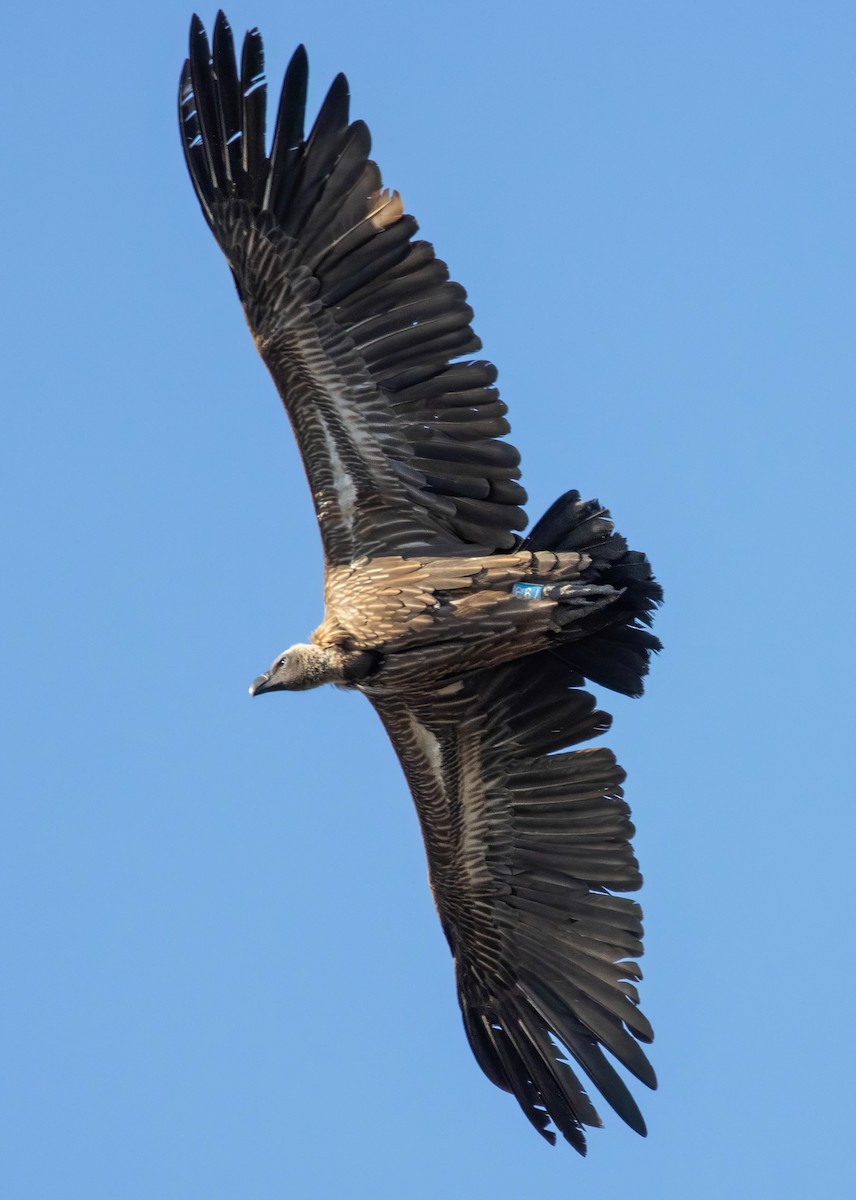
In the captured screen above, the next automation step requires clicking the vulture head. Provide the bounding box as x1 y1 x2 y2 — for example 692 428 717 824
250 643 378 695
249 644 336 695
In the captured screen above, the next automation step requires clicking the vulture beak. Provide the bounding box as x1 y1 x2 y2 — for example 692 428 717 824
249 672 273 696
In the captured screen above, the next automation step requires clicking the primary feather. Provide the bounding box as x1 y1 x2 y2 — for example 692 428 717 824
180 11 662 1153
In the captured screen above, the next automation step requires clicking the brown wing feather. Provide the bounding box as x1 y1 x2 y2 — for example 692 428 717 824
369 653 655 1153
179 15 528 565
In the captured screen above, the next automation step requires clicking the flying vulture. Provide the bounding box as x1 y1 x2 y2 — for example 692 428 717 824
179 11 662 1153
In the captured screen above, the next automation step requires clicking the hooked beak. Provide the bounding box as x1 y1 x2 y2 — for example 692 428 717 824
249 672 275 696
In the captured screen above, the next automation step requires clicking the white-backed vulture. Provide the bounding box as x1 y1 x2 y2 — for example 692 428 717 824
179 12 662 1152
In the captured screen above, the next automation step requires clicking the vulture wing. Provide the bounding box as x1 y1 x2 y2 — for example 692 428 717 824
370 651 656 1153
179 14 528 566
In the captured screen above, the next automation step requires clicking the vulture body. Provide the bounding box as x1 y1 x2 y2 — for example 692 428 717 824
179 11 662 1153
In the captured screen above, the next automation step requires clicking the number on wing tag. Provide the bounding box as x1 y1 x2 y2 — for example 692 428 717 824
512 583 544 600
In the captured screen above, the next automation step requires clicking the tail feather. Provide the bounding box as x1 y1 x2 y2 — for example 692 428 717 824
524 489 662 697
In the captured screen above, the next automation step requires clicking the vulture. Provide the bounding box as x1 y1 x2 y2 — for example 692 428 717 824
179 11 662 1153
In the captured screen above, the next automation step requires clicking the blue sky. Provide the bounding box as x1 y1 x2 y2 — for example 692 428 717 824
4 1 855 1196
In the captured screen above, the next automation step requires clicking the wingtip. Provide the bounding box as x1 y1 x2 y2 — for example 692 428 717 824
331 70 350 102
619 1095 648 1138
284 42 309 90
212 9 233 48
189 13 212 75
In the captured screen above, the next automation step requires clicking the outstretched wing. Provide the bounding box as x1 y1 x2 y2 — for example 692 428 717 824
370 653 655 1153
179 14 528 566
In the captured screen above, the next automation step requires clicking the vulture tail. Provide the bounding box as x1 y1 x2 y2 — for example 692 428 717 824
524 490 662 697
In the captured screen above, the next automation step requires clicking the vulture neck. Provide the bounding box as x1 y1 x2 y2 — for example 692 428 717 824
286 643 375 690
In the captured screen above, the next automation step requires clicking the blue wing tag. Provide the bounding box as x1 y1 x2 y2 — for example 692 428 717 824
512 582 544 600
